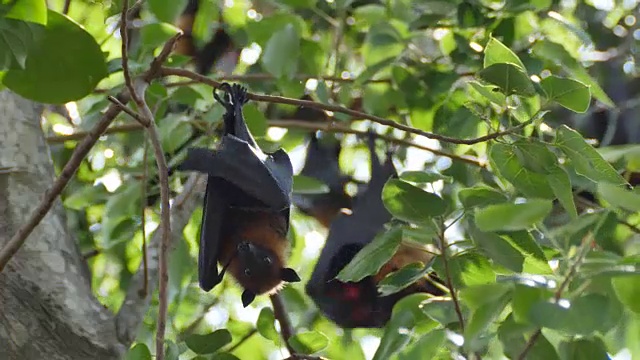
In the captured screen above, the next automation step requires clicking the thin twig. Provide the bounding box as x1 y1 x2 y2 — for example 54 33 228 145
46 123 144 142
270 294 296 355
437 220 465 331
119 0 149 126
160 67 536 145
0 94 129 272
177 299 222 340
107 96 145 124
139 134 149 297
117 12 178 359
46 119 485 168
268 120 486 167
574 195 640 234
82 249 101 260
162 75 391 88
517 235 592 360
62 0 71 14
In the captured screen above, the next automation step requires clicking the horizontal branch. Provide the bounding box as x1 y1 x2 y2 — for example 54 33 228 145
164 73 390 88
46 120 486 167
160 67 532 145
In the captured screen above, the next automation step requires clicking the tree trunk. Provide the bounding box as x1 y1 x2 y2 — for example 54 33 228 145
0 90 202 360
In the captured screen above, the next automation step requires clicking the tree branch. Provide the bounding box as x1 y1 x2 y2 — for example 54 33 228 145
160 67 535 145
116 15 179 357
437 220 465 331
46 119 486 168
115 173 205 344
517 234 592 360
270 294 296 356
163 74 390 88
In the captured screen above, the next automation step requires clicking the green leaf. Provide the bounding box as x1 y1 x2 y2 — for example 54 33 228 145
489 143 554 198
148 0 188 23
277 0 317 8
261 24 300 79
532 40 614 107
354 56 397 87
529 294 622 336
477 63 536 97
559 338 610 360
63 184 110 210
458 186 508 208
464 292 510 348
555 126 627 186
242 104 268 138
499 314 560 360
292 175 330 195
211 354 241 360
4 0 47 25
597 183 640 212
459 283 512 310
483 36 526 71
382 179 447 224
377 262 433 296
256 307 279 342
421 298 460 325
126 343 152 360
164 340 181 360
513 140 558 174
2 10 108 103
512 284 552 324
546 167 578 219
139 22 181 53
468 80 507 105
540 75 591 113
612 275 640 314
185 329 232 355
468 226 525 272
475 200 553 232
397 329 446 360
336 227 403 282
372 308 414 360
288 331 328 355
0 18 44 70
399 170 452 184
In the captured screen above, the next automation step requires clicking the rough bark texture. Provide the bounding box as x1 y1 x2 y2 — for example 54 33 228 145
0 91 203 359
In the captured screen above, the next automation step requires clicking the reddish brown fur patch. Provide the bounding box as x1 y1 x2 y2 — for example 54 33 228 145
174 15 197 57
373 244 437 292
218 211 289 295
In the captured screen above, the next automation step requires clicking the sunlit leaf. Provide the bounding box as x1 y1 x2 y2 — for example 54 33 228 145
336 227 403 282
185 330 232 355
288 331 328 355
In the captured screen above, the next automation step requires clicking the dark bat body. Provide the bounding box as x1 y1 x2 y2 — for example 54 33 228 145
174 0 238 75
306 135 444 328
178 83 300 307
292 133 353 227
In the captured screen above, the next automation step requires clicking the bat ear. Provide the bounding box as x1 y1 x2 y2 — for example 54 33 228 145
241 290 256 307
281 268 301 283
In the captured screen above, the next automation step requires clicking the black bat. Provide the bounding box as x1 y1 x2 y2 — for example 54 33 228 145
292 132 353 227
178 83 300 307
305 134 444 328
174 0 237 75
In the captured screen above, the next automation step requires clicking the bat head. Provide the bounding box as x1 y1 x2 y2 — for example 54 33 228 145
233 241 300 307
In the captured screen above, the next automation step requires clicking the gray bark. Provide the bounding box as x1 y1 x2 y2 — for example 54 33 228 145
0 91 203 360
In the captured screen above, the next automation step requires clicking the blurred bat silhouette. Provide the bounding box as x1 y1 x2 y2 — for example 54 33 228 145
292 133 353 227
306 134 444 328
178 83 300 307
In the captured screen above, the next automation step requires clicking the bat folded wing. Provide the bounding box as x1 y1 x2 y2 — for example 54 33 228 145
178 135 293 211
198 178 226 291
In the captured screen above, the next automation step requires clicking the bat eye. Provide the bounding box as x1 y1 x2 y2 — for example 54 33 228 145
244 268 251 277
263 256 271 264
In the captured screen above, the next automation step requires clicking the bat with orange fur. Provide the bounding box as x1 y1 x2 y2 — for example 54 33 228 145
178 83 300 307
306 134 444 328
